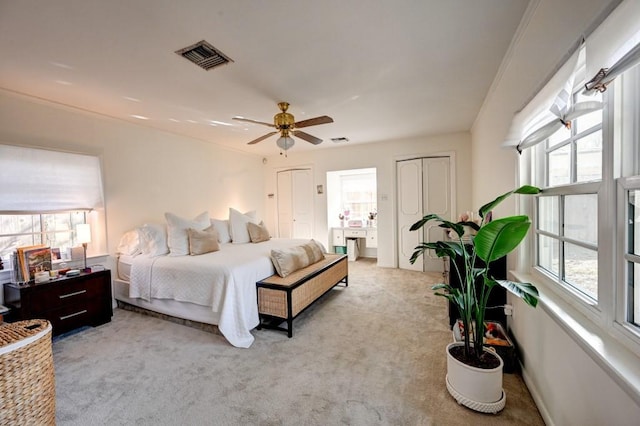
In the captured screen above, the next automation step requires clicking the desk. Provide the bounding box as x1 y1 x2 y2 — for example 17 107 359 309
331 227 377 259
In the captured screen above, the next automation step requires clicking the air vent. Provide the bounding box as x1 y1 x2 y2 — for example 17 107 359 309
331 137 350 143
175 40 233 71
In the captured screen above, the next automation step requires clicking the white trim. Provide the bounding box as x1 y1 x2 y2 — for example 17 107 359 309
513 269 640 406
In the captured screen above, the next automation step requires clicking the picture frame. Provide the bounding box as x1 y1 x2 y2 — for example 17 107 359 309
51 247 61 261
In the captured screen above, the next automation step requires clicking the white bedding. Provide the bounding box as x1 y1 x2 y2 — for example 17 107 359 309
128 238 310 348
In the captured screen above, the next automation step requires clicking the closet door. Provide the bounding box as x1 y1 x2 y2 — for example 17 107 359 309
422 157 451 272
277 171 293 238
277 169 314 239
291 169 313 239
397 157 451 272
397 159 423 271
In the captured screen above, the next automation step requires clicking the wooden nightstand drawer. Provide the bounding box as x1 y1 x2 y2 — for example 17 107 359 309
3 270 112 335
25 279 99 314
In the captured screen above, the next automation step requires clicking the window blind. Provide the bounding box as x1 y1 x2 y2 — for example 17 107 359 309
0 144 104 213
503 0 640 152
584 0 640 92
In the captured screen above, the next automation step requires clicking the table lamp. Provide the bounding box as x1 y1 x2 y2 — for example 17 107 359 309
76 223 92 273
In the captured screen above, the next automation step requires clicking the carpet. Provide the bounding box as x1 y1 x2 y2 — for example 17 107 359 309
52 259 544 425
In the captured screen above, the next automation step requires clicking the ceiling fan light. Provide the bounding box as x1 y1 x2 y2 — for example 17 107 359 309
276 136 295 151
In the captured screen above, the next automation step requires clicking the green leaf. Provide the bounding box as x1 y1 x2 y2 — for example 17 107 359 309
410 240 464 264
478 185 541 219
410 214 445 231
410 213 465 238
496 280 539 307
474 216 531 263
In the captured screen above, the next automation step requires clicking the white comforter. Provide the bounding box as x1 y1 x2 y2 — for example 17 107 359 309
128 239 310 348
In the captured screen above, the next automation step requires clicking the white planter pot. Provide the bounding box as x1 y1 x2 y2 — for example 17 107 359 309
445 342 506 413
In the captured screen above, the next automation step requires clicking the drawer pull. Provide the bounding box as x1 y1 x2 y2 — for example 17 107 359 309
60 310 87 321
59 290 87 299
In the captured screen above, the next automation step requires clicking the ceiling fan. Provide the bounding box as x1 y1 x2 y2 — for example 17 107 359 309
233 102 333 150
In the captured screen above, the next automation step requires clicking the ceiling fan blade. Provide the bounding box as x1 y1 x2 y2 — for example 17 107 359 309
293 130 323 145
294 115 334 128
247 132 278 145
233 117 275 128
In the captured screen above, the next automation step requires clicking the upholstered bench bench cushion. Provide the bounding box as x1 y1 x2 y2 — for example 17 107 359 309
269 239 325 278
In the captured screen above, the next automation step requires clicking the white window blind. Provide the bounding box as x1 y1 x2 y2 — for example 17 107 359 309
504 0 640 152
0 144 104 213
584 0 640 92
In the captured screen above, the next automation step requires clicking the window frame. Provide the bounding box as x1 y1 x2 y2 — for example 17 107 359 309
0 211 89 267
521 65 640 354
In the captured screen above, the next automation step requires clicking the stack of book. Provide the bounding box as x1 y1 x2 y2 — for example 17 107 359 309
12 245 52 283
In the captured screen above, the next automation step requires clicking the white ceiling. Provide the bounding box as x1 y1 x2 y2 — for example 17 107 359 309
0 0 529 156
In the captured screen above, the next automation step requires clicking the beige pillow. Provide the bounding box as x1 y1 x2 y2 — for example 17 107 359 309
247 221 270 243
270 240 325 277
187 226 220 255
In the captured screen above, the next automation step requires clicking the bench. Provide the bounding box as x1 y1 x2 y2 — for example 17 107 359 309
256 254 348 337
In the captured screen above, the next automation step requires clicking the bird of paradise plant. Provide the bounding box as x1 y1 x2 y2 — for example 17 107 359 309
410 185 541 364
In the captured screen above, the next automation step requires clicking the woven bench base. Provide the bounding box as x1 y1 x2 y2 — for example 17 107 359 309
257 254 348 337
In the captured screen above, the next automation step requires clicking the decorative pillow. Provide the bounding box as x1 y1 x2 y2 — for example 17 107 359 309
165 211 210 256
138 223 169 257
188 226 220 255
247 221 270 243
229 208 258 244
210 218 231 243
116 229 142 256
270 240 325 277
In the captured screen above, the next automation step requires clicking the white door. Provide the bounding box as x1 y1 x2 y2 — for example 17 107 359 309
397 157 451 272
277 169 314 239
423 157 451 272
277 171 293 238
291 169 313 239
397 159 423 271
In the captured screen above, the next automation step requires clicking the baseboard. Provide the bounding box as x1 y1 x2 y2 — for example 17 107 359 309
520 362 554 426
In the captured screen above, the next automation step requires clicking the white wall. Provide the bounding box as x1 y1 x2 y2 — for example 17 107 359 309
0 89 265 274
261 132 472 268
472 0 640 424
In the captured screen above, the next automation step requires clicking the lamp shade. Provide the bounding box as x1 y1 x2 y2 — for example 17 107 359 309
276 136 295 151
76 223 92 244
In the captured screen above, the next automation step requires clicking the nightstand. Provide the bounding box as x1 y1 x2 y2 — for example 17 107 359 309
3 269 112 335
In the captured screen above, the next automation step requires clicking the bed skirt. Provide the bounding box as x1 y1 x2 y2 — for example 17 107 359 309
114 278 221 330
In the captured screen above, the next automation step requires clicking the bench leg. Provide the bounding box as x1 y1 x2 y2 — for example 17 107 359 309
287 318 293 338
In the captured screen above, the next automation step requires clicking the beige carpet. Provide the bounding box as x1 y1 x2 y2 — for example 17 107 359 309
52 259 544 425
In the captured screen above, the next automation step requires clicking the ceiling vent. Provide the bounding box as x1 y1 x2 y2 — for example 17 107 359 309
331 137 350 143
175 40 233 71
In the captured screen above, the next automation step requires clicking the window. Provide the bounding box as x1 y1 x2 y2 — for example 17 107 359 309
622 182 640 328
0 212 88 264
326 168 377 228
522 61 640 348
340 173 377 222
0 144 105 270
533 90 603 301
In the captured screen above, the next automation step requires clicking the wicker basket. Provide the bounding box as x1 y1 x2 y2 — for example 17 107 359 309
0 319 55 425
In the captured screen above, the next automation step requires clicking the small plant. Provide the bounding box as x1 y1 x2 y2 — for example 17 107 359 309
410 185 541 365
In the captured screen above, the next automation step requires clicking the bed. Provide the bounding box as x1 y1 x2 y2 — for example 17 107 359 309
114 238 313 348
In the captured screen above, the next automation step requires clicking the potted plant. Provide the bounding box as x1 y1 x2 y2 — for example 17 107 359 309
410 185 540 413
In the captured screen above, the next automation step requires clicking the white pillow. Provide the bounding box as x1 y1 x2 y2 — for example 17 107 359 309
138 223 169 257
229 208 258 244
165 211 210 256
210 218 231 244
116 229 142 256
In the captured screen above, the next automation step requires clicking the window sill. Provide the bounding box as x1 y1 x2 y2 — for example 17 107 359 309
512 270 640 406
